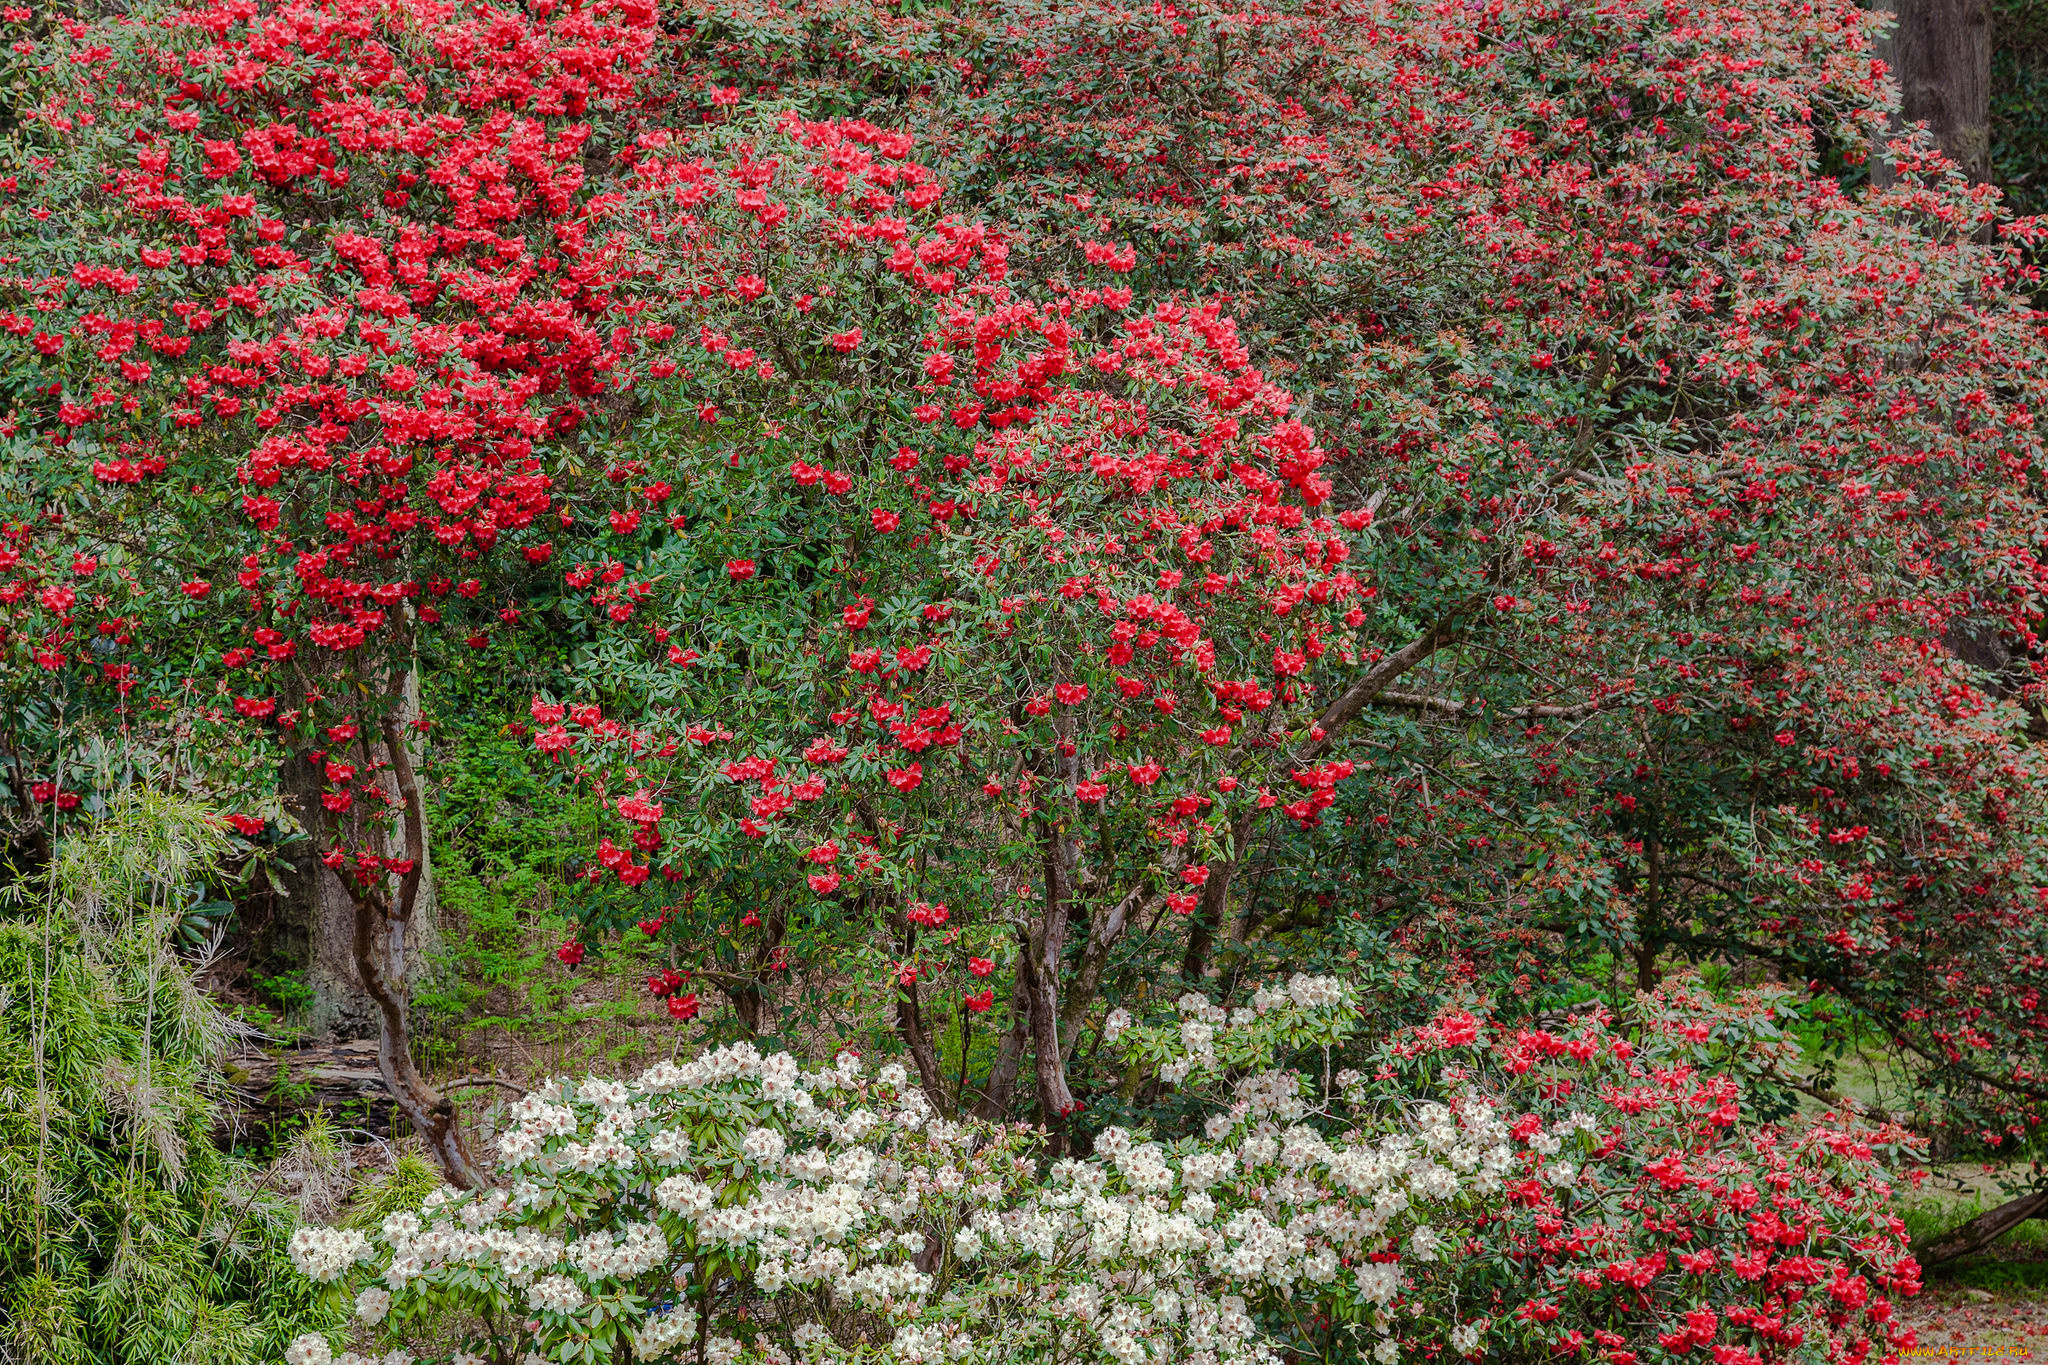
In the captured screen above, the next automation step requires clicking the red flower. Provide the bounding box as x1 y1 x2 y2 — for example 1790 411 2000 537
726 558 757 580
556 940 585 967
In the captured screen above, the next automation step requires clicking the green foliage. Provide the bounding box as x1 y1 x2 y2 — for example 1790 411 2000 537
0 793 341 1364
1994 0 2048 218
413 727 582 1059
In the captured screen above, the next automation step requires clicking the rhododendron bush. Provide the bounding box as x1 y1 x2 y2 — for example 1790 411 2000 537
281 978 1918 1365
0 0 701 1181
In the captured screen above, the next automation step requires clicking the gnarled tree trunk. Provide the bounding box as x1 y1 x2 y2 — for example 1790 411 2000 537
340 695 484 1188
294 660 481 1189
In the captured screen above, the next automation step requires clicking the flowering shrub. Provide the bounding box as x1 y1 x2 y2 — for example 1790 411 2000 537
0 0 704 1178
284 978 1918 1364
463 0 2048 1162
490 105 1382 1141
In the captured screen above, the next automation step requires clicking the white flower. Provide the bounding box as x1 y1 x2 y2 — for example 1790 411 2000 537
630 1306 698 1359
878 1062 908 1088
287 1226 372 1282
1356 1261 1402 1306
1545 1160 1577 1187
527 1274 586 1315
354 1287 391 1324
952 1227 983 1261
285 1335 333 1365
1374 1336 1400 1364
743 1126 788 1165
1449 1320 1486 1355
648 1127 694 1164
379 1211 421 1245
1409 1225 1441 1262
578 1077 630 1110
656 1174 718 1215
1102 1008 1133 1042
1286 973 1346 1008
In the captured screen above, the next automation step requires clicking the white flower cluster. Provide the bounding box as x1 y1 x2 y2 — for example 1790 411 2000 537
631 1305 699 1359
281 1000 1594 1365
286 1225 372 1282
284 1339 412 1365
527 1273 586 1315
1147 975 1351 1084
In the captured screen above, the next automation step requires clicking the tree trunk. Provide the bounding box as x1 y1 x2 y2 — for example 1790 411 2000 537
710 897 786 1037
341 700 486 1188
293 663 482 1190
1916 1190 2048 1268
277 750 378 1039
276 666 440 1041
1016 832 1078 1148
1872 0 1992 183
895 975 948 1107
1180 843 1241 981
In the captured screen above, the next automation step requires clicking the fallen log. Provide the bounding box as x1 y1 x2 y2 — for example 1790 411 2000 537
1914 1189 2048 1270
215 1039 527 1145
218 1037 400 1138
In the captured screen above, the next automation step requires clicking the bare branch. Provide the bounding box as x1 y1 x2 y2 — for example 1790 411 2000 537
1369 689 1609 722
442 1075 529 1097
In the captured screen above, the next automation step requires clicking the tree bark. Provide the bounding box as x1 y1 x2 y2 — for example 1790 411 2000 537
709 896 786 1036
1015 825 1080 1148
1916 1190 2048 1268
295 662 480 1190
895 975 948 1108
1179 830 1244 981
340 701 486 1188
276 664 440 1041
1872 0 1992 184
276 753 378 1039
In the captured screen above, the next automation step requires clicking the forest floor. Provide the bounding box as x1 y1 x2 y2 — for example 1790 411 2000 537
1902 1273 2048 1359
1901 1175 2048 1359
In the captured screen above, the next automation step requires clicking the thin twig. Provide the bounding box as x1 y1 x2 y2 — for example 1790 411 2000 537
440 1075 529 1097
